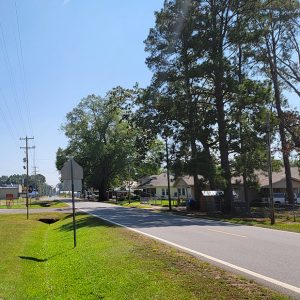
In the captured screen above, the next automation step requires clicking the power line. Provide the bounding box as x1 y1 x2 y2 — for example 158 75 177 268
0 88 21 141
0 22 28 136
14 0 34 136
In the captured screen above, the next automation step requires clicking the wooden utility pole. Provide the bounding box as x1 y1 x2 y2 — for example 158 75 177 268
20 136 35 220
165 138 172 211
266 114 275 225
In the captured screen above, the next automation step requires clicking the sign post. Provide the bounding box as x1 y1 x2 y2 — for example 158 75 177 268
61 159 83 248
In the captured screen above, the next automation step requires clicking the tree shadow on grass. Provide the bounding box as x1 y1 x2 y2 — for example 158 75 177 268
19 256 48 262
19 251 67 263
57 214 117 232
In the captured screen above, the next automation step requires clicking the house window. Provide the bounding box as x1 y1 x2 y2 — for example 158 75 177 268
177 188 181 196
182 188 185 196
162 188 169 196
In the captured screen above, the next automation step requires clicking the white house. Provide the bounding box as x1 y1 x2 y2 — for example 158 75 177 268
136 173 177 198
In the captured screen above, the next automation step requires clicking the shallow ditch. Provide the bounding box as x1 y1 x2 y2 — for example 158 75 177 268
38 218 59 224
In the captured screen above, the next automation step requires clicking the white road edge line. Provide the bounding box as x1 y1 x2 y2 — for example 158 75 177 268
79 208 300 295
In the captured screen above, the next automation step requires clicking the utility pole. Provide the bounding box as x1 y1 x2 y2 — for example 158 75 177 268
33 166 39 198
266 114 275 225
165 138 172 211
20 136 35 220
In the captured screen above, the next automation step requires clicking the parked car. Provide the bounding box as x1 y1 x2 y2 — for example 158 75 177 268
273 193 286 205
92 192 99 200
296 194 300 204
28 190 39 198
266 193 299 205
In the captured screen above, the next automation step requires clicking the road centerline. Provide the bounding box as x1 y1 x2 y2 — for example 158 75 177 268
207 228 247 238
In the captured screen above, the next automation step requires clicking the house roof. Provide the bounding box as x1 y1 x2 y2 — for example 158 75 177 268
231 167 300 187
173 175 204 187
137 173 175 188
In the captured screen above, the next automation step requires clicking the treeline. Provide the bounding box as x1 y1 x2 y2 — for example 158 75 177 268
57 0 300 211
0 174 52 195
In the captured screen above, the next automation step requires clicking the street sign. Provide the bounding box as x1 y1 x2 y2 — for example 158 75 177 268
61 159 83 180
60 158 83 248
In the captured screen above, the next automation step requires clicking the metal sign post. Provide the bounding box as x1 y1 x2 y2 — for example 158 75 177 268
70 159 76 247
61 159 83 248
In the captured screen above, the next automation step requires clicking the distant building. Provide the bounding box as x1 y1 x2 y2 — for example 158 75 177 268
0 184 22 199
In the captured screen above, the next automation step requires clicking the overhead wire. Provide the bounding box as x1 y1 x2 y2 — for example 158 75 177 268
14 0 34 137
0 21 28 136
0 104 19 147
0 88 20 145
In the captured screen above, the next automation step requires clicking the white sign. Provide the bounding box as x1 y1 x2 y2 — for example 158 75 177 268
61 159 83 180
63 179 82 192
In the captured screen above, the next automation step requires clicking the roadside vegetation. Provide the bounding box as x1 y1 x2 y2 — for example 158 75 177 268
219 215 300 233
0 199 68 209
0 212 287 300
110 199 300 233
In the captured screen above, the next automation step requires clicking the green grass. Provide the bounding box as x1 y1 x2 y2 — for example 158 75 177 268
220 216 300 233
0 199 68 209
0 213 288 300
113 199 186 208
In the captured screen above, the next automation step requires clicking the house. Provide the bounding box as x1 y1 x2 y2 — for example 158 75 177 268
259 167 300 194
136 173 177 198
232 167 300 202
137 173 222 211
173 175 198 199
0 184 22 199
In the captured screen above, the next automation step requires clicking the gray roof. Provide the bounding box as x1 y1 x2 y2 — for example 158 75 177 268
231 167 300 187
137 173 175 188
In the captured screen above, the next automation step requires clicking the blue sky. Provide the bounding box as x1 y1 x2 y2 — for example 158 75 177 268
0 0 164 186
0 1 299 187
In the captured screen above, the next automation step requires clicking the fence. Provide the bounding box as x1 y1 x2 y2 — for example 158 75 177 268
140 197 187 207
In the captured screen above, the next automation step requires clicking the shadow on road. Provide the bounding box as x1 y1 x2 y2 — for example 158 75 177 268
77 205 242 229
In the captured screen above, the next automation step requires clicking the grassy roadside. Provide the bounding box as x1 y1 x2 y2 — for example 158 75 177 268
0 199 68 209
217 216 300 233
0 213 288 299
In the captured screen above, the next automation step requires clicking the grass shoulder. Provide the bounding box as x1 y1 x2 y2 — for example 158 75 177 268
0 212 287 300
0 199 69 209
217 216 300 233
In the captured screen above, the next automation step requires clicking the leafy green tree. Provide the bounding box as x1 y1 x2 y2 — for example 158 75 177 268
142 0 220 210
250 0 300 204
0 176 9 185
230 80 272 208
58 94 133 200
57 89 164 200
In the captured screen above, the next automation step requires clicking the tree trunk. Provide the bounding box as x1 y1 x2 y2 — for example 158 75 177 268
202 140 216 190
215 84 234 213
268 35 294 205
191 139 202 211
97 180 109 201
211 2 234 214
